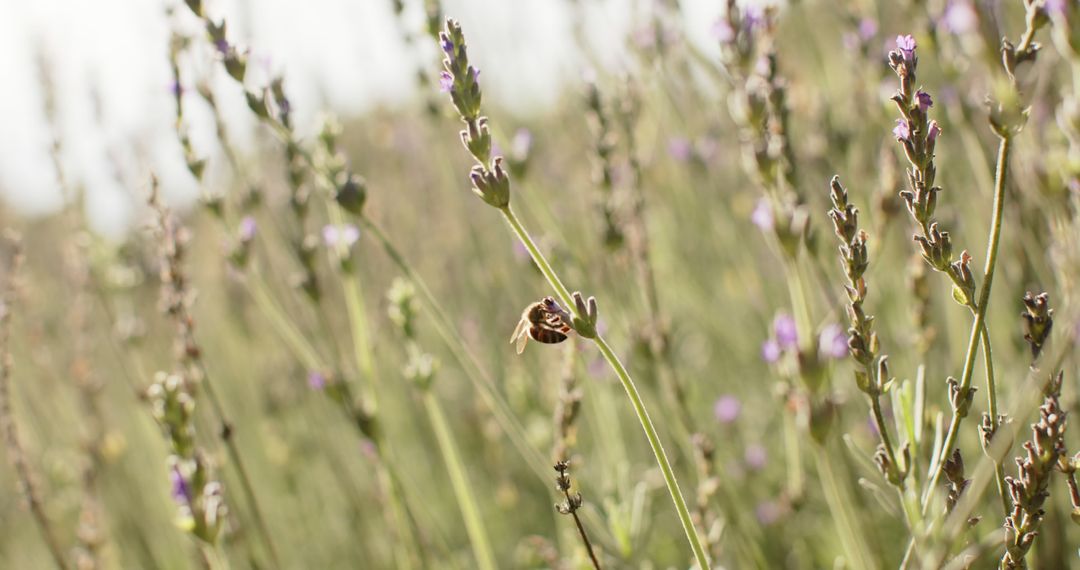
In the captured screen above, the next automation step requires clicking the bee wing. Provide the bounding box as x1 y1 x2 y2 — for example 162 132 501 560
515 328 530 354
510 318 528 344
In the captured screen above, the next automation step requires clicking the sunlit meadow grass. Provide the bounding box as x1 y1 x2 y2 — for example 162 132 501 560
3 1 1080 569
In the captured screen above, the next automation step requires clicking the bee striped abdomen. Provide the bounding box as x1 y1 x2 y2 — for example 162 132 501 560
529 325 568 344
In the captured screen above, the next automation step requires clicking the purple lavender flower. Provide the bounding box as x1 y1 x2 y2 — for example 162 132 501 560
440 35 454 55
238 216 257 242
307 371 327 390
744 444 768 470
893 119 911 141
322 224 360 248
742 6 765 32
943 1 977 34
512 128 532 158
818 324 849 359
214 38 229 55
761 339 781 363
915 90 933 113
773 313 798 349
169 81 184 96
927 120 942 143
896 35 916 59
667 137 693 162
858 19 878 41
714 395 742 424
712 18 735 44
750 198 774 231
170 466 192 505
438 71 454 93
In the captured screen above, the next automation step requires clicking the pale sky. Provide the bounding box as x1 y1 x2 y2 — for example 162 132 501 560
0 0 726 238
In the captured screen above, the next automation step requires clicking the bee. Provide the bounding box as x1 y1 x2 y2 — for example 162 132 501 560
510 297 572 354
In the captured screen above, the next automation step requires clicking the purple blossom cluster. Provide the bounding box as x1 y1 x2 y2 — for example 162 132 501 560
761 313 847 364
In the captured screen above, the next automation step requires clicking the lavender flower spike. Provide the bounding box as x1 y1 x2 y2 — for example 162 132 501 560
893 119 911 141
915 90 933 113
714 395 742 424
896 34 916 59
819 324 849 360
170 465 192 505
774 313 798 349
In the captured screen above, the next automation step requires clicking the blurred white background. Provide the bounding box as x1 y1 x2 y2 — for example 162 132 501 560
0 0 724 238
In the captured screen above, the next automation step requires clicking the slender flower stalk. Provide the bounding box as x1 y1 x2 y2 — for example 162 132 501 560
884 32 1008 514
388 279 497 570
148 185 280 567
171 52 426 565
828 175 909 490
717 5 875 563
174 4 563 500
0 235 71 570
552 342 583 464
1000 372 1068 569
438 18 710 569
615 79 700 454
914 0 1049 513
554 461 602 570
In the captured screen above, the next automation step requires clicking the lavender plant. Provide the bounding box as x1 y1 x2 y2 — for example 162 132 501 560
553 461 602 570
9 1 1080 568
0 234 71 570
174 2 565 502
148 185 279 567
387 278 496 570
829 175 910 490
438 17 710 570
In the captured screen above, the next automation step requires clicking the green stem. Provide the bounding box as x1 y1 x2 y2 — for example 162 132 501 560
499 205 711 570
870 393 902 484
327 204 379 397
783 409 804 501
421 391 497 570
980 331 1009 517
200 545 233 570
812 443 878 569
248 269 324 372
920 136 1012 512
194 361 282 570
378 465 421 570
357 216 551 480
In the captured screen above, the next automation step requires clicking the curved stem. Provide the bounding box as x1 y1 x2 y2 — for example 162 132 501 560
247 269 325 372
980 331 1009 517
813 443 878 569
870 394 901 481
921 136 1012 512
422 391 497 570
195 361 282 570
499 205 711 570
357 215 552 482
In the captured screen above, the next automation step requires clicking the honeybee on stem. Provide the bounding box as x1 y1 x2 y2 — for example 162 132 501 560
511 296 573 354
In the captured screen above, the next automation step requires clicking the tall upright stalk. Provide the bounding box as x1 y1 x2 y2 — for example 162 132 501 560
920 136 1012 511
0 236 70 570
435 18 710 569
501 205 711 569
